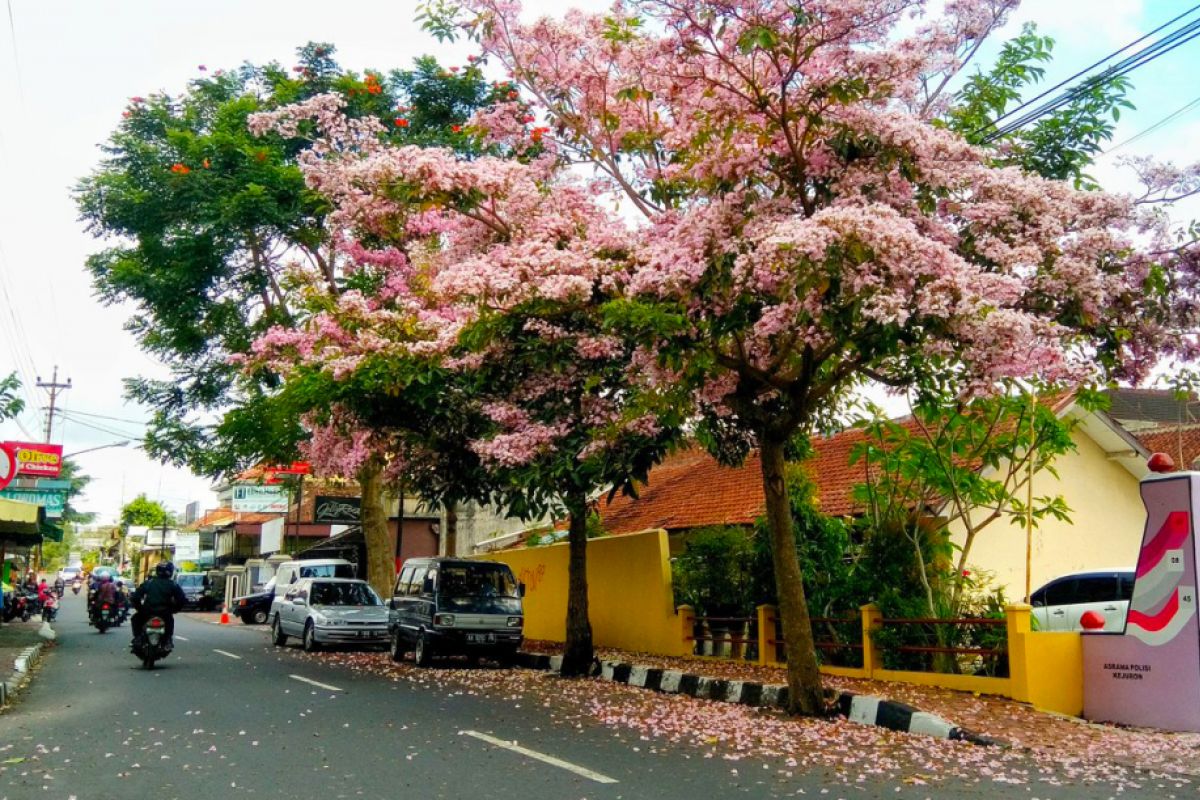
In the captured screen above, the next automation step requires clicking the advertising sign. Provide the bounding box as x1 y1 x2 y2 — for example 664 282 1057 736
260 517 284 555
3 442 64 478
174 532 201 562
0 486 67 518
231 484 289 513
314 495 361 523
0 443 15 492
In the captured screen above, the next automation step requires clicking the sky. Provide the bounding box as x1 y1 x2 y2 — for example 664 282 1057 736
0 0 1196 524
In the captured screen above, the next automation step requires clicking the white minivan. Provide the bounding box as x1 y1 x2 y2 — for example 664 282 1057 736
270 559 356 598
1030 569 1135 632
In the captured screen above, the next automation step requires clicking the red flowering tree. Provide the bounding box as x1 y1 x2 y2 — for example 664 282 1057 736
421 0 1200 714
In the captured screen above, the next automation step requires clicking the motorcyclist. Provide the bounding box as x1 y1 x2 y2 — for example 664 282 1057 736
53 575 65 597
131 562 186 646
91 575 118 621
36 578 52 605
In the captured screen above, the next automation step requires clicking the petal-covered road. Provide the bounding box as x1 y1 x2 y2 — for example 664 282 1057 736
0 597 1190 799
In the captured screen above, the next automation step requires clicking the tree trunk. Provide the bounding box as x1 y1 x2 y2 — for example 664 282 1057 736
560 490 594 677
358 459 395 600
760 435 827 716
444 502 458 557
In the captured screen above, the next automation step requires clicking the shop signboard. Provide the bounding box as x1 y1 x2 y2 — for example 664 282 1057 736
0 486 67 518
2 441 64 478
314 495 361 523
175 532 201 562
231 484 289 513
0 443 14 492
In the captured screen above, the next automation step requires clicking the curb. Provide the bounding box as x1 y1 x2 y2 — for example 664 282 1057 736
515 652 999 746
2 642 46 707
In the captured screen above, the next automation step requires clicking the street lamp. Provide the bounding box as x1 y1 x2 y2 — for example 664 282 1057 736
64 440 131 459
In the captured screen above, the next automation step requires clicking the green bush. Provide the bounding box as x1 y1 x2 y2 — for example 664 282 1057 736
672 526 755 617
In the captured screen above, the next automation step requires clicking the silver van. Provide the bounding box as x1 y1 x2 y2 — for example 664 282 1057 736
387 558 524 666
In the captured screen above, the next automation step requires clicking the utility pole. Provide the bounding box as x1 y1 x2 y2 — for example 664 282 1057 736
36 366 71 443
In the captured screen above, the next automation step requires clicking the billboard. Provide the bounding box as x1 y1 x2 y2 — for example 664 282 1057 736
174 532 200 562
231 484 289 513
0 486 67 518
314 495 361 523
260 517 284 555
3 442 64 478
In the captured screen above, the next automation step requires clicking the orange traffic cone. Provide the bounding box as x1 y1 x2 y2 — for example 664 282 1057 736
219 606 231 625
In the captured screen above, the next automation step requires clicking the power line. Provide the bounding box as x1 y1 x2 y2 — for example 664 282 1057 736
62 409 147 426
977 3 1200 136
982 11 1200 141
36 366 71 442
1101 92 1200 155
56 411 142 441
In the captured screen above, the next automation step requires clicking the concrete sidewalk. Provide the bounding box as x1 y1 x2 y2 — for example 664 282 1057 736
0 620 52 705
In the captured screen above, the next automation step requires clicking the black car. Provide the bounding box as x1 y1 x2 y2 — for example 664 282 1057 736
175 573 217 611
233 581 275 625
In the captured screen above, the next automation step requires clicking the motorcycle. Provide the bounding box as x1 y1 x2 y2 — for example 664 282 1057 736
92 601 114 633
41 594 57 623
12 592 33 622
133 616 172 669
71 579 81 595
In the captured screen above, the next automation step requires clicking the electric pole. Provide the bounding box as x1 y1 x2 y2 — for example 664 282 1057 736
36 366 71 443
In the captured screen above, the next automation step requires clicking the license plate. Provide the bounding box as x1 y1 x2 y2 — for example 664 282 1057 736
466 633 495 644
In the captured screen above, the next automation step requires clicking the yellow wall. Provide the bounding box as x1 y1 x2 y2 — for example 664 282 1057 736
474 528 689 656
948 424 1145 601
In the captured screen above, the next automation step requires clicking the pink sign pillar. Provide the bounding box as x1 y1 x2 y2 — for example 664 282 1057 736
1082 466 1200 731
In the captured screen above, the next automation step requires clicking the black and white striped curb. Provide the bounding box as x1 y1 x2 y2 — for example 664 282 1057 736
2 642 46 706
515 652 999 745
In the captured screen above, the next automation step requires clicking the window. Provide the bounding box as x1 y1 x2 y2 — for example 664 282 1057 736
421 568 437 595
1042 578 1075 607
409 568 427 597
438 564 519 598
299 563 355 579
310 582 381 607
1117 573 1136 602
1073 576 1118 605
395 567 414 597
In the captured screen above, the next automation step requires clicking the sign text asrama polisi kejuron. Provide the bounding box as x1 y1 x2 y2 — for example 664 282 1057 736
3 442 64 478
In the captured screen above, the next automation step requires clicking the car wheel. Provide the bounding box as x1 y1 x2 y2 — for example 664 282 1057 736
271 616 287 646
414 630 433 667
389 630 405 663
251 608 268 625
303 621 320 653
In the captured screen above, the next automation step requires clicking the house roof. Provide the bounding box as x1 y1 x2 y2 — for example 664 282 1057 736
598 397 1149 536
1135 424 1200 470
1106 388 1199 427
185 509 283 530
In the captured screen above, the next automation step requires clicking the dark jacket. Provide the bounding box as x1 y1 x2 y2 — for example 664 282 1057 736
132 577 186 614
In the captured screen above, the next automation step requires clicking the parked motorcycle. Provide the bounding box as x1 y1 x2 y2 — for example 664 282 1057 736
91 601 114 633
12 592 34 622
132 616 172 669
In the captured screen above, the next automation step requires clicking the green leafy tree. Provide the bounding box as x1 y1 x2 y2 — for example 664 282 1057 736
0 372 24 423
120 494 173 529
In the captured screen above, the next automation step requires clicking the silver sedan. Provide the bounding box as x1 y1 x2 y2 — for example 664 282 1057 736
269 577 389 652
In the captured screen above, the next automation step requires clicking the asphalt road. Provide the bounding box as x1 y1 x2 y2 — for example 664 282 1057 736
0 595 1178 799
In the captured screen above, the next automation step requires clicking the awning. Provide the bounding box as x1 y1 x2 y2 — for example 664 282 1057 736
0 498 44 548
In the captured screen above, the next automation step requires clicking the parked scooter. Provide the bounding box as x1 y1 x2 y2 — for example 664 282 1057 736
132 615 172 669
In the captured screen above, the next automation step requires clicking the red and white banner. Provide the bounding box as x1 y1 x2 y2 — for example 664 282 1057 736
3 442 64 478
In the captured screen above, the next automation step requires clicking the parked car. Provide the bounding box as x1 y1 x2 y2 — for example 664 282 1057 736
175 572 217 611
270 578 388 652
387 557 524 666
233 579 275 625
1030 568 1135 632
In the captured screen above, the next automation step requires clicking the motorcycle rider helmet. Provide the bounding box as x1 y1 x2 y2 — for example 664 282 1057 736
155 561 175 579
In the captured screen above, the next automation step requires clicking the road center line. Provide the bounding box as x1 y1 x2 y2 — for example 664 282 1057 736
460 730 618 784
174 636 189 642
213 649 242 660
288 674 344 692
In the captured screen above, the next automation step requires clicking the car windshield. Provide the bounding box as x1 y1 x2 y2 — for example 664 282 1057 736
438 565 519 600
309 582 380 607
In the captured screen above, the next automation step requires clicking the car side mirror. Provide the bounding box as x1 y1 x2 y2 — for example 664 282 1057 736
293 597 306 606
518 582 526 598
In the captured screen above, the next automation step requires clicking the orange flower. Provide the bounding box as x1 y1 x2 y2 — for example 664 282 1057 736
395 118 409 128
255 150 267 162
170 163 190 175
531 126 550 143
451 124 462 133
507 90 518 100
202 158 211 169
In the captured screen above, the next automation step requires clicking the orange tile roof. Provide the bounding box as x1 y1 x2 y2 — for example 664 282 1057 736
185 508 284 530
599 429 885 535
1135 424 1200 471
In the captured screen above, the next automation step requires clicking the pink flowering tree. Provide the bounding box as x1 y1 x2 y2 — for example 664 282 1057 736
249 92 685 674
426 0 1200 714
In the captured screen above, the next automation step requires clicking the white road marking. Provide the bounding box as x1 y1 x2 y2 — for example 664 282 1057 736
212 649 242 660
288 674 344 692
174 636 189 642
460 730 618 784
